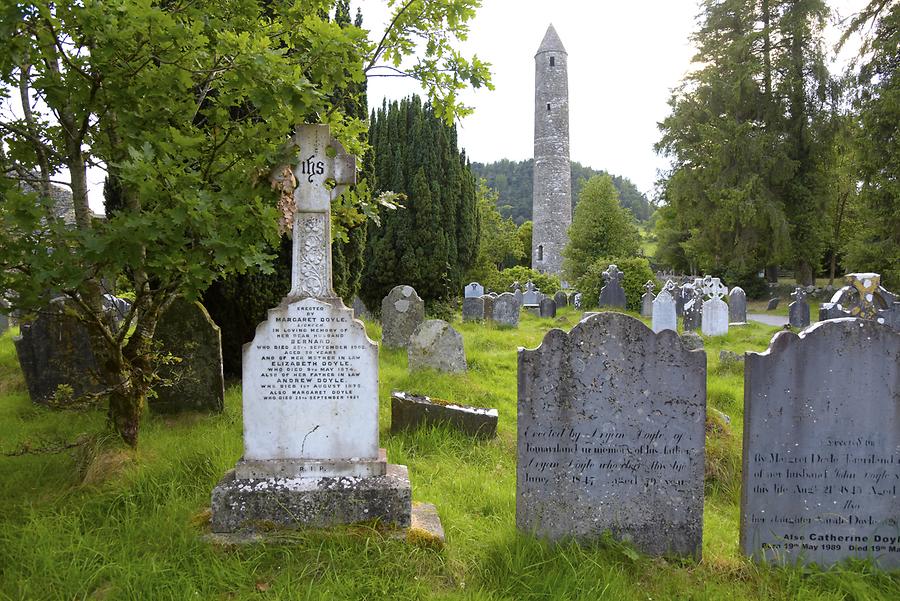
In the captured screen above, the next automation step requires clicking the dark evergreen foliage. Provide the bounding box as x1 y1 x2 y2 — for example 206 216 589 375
470 159 653 223
360 96 479 310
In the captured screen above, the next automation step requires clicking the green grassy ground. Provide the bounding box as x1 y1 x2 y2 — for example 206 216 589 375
1 311 898 600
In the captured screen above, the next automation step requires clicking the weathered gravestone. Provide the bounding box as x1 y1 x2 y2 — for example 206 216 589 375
554 291 568 308
598 264 626 309
539 298 557 318
13 298 103 406
408 320 467 374
788 287 810 329
676 282 693 317
741 319 900 568
210 125 411 534
514 289 524 308
381 285 425 349
728 287 747 324
651 280 677 334
464 282 484 298
766 297 780 311
572 292 582 309
641 280 656 317
150 297 224 414
517 312 707 557
481 295 494 322
701 277 729 337
682 287 703 332
492 293 520 327
462 296 485 322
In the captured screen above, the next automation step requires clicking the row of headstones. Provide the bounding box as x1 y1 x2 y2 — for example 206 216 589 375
517 311 900 568
12 296 224 413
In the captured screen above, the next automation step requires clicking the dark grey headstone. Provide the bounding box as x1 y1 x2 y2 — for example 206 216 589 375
553 291 568 308
680 332 704 351
391 392 497 439
741 319 900 569
728 287 747 323
641 292 655 317
788 287 810 329
514 290 524 307
877 303 900 332
676 283 693 316
151 298 225 414
13 298 103 406
351 295 373 321
766 298 780 311
381 285 425 349
462 297 485 322
517 313 706 557
598 264 626 309
682 290 703 332
492 293 519 327
539 298 557 318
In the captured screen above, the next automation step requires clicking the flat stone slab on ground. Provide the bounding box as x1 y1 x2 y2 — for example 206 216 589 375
391 391 497 439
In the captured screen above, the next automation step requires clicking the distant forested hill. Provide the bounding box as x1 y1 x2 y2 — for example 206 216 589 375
470 159 652 224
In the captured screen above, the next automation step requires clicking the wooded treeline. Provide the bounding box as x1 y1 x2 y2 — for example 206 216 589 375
471 160 653 224
655 0 899 288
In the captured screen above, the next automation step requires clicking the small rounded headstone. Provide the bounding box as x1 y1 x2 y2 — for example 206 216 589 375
407 320 467 373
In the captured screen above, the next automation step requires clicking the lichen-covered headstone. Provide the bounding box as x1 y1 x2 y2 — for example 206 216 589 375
518 312 706 557
514 289 524 307
652 280 677 334
481 295 494 322
462 296 485 322
766 297 780 311
728 287 747 323
381 285 425 349
683 288 703 332
464 282 484 298
680 332 704 351
788 287 810 328
641 280 656 317
539 298 556 318
554 291 568 308
408 320 467 374
741 319 900 568
676 282 693 316
13 298 103 406
151 297 224 414
598 264 626 309
701 277 728 337
819 272 896 323
492 293 520 327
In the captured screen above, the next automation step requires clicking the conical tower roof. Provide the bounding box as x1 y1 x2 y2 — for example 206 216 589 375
536 24 566 55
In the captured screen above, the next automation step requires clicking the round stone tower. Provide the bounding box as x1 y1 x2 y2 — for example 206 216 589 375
532 24 571 276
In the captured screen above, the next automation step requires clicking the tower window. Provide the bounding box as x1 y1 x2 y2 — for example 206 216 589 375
549 56 555 67
537 245 544 261
546 103 551 111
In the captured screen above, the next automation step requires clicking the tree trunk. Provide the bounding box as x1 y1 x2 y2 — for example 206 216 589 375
765 265 779 283
108 387 144 448
795 261 813 286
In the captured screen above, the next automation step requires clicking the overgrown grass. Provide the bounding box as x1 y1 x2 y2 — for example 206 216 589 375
1 311 898 599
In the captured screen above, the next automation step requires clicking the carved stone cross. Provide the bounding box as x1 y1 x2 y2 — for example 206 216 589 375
662 280 676 295
286 124 356 300
603 264 623 285
644 280 656 294
702 277 728 300
791 287 808 303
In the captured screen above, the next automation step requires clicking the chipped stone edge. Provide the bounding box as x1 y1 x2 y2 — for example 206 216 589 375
392 391 498 417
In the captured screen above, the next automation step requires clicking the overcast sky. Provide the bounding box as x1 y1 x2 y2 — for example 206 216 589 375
359 0 867 198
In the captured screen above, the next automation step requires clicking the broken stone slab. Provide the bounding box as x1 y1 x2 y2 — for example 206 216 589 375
391 391 498 439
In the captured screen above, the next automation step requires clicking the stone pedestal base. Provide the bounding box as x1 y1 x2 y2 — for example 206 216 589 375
210 463 412 533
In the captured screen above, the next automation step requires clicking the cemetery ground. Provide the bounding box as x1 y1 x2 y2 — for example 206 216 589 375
1 311 898 600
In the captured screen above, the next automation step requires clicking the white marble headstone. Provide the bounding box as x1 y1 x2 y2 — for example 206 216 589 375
652 281 677 333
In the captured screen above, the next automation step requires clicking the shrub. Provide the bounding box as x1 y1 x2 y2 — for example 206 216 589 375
575 257 656 312
484 266 560 296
